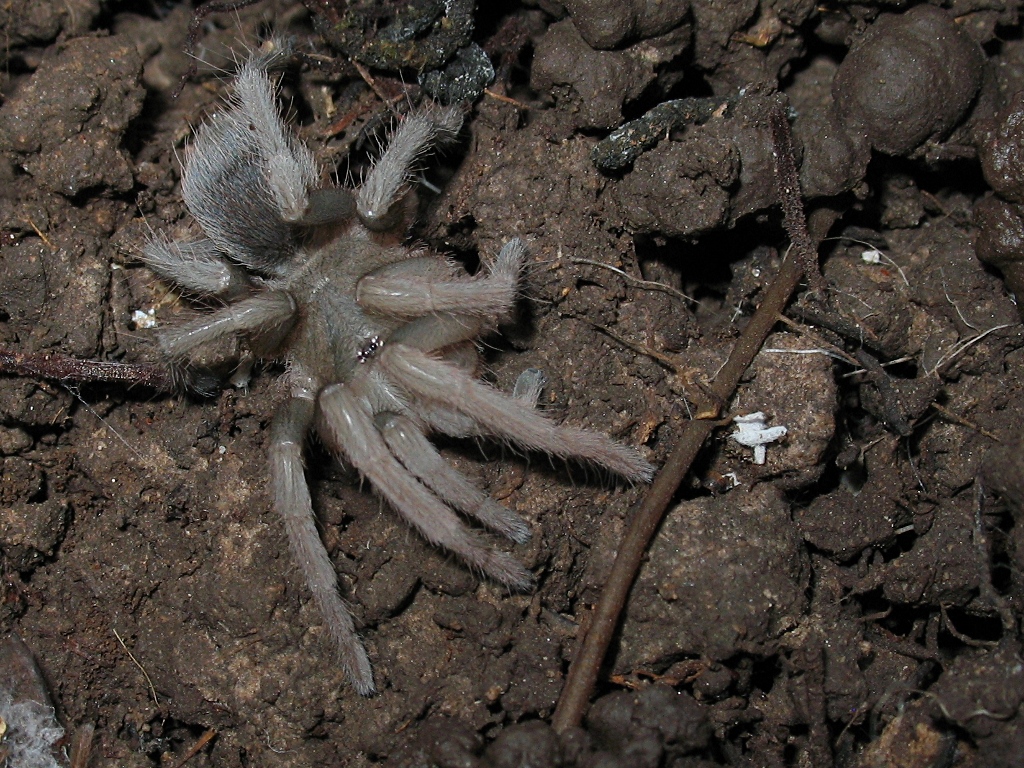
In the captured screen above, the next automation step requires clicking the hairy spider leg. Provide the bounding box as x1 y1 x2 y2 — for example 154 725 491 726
316 384 534 591
379 345 656 482
141 237 254 299
182 59 317 275
157 291 297 360
270 396 375 695
376 413 531 543
357 239 525 318
356 104 464 230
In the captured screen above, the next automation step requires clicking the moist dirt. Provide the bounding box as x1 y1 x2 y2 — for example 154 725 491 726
2 1 1024 766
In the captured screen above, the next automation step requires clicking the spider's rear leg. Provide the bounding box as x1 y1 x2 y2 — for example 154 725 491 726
316 384 534 590
376 412 531 543
270 396 375 695
379 345 655 482
406 366 548 440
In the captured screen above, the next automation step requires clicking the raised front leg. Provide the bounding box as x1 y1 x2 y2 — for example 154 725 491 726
355 104 463 230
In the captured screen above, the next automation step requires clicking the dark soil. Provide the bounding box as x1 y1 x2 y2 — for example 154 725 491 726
2 1 1024 766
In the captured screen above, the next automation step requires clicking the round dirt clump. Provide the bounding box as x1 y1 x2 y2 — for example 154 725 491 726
530 19 659 130
832 4 984 156
562 0 690 49
974 195 1024 268
980 92 1024 203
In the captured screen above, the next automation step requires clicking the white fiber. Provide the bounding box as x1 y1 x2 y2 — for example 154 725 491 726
0 689 64 768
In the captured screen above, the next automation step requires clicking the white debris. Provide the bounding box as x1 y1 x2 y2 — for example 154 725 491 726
731 412 787 464
0 689 64 768
860 248 910 286
131 308 158 329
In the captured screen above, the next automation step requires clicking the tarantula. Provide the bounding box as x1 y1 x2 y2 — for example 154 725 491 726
142 48 654 695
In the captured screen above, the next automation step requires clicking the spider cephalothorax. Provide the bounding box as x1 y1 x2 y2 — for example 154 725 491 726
143 48 654 695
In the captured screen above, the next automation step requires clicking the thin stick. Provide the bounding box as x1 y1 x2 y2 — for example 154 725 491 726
69 723 95 768
172 729 218 768
926 323 1015 375
0 350 171 390
350 59 400 112
483 89 531 110
776 314 860 366
28 218 56 251
178 0 264 95
551 102 825 732
571 258 698 305
113 628 159 707
929 402 1000 442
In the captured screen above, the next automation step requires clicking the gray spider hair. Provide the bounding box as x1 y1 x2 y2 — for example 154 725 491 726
143 48 653 695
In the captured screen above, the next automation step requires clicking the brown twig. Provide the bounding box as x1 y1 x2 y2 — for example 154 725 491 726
171 729 218 768
483 89 531 110
551 102 828 732
853 348 913 437
178 0 264 96
27 218 56 251
929 402 1000 441
69 723 95 768
349 59 402 112
769 108 826 295
787 301 886 354
0 350 171 390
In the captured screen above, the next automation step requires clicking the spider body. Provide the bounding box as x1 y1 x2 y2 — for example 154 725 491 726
143 48 653 695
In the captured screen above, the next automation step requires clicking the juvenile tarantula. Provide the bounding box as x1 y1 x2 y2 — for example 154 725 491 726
143 48 654 695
